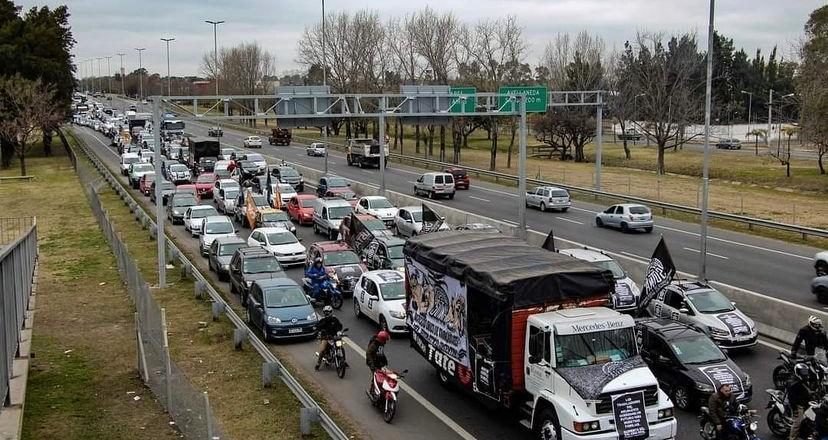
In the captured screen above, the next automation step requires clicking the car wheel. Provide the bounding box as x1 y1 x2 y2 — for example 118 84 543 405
429 191 435 200
448 193 454 200
817 261 828 276
595 217 604 228
413 186 418 196
540 202 547 212
672 385 691 410
328 229 336 241
380 316 389 332
535 408 560 440
353 299 363 318
261 320 271 343
436 368 453 389
560 208 568 213
313 223 319 234
621 222 629 233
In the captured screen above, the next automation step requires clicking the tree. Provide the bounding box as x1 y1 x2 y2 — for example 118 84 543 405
798 5 828 174
771 126 798 177
0 76 62 175
746 128 767 156
605 51 636 159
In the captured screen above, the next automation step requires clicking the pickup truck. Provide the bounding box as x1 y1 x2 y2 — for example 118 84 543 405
346 138 389 168
404 232 676 440
268 128 291 146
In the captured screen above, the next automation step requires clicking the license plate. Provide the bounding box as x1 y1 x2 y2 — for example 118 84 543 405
288 328 302 334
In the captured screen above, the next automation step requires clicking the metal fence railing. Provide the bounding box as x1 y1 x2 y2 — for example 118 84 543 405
0 218 36 412
70 129 349 440
71 147 225 440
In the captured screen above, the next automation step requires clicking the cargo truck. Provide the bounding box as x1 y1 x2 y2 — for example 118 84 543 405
182 136 221 174
346 138 389 168
268 128 292 146
404 232 677 440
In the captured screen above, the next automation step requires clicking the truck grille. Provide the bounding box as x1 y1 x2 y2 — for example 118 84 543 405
595 386 658 414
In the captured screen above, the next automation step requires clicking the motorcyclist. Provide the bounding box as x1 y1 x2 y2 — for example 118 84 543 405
366 330 390 399
708 383 736 438
315 306 343 370
792 316 828 357
788 363 814 440
814 395 828 440
305 257 329 300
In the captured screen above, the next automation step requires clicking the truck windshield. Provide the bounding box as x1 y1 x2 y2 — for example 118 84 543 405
555 328 636 367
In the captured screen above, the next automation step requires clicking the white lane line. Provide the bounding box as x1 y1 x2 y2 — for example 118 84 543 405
569 206 598 214
393 168 420 176
682 247 729 260
469 196 490 203
343 338 478 440
757 338 788 352
657 224 812 261
555 216 583 225
500 219 518 226
474 186 518 198
621 251 650 263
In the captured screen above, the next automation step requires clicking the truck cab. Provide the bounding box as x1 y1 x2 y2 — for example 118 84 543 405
524 308 676 440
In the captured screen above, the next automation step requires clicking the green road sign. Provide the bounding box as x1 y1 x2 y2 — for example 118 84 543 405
498 86 548 113
449 87 476 113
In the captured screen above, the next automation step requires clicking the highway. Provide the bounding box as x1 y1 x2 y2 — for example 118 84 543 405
74 106 791 439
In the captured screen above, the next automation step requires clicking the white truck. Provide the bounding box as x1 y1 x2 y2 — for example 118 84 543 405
404 232 677 440
345 138 389 168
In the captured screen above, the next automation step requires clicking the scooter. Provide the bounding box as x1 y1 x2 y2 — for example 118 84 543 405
316 329 349 379
367 367 408 423
699 403 761 440
303 277 344 310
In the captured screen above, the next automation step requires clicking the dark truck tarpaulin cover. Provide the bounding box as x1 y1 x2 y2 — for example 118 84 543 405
404 231 613 308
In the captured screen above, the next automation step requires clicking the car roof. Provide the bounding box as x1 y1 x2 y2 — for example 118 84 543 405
615 203 648 209
217 179 238 185
204 215 232 223
252 227 291 234
255 278 298 289
122 152 139 158
377 237 405 246
421 172 451 176
361 195 388 201
319 198 352 207
190 205 216 211
536 185 567 191
365 270 405 284
557 248 612 263
313 241 352 252
399 205 423 212
237 246 270 256
636 317 707 340
667 279 712 293
295 194 316 200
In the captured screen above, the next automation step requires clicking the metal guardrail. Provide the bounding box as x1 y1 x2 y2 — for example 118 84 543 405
73 131 348 440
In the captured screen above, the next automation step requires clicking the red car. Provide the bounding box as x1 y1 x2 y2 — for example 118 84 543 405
304 241 366 296
139 172 156 196
325 187 359 207
193 172 217 199
444 167 470 190
287 194 317 225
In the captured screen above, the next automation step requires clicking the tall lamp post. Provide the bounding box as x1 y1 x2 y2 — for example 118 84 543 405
321 0 329 173
698 0 715 281
116 53 126 97
135 48 146 104
205 20 225 95
105 56 112 94
96 57 103 93
161 37 175 96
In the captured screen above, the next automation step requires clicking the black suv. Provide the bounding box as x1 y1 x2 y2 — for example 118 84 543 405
635 318 752 411
270 166 304 191
228 247 286 305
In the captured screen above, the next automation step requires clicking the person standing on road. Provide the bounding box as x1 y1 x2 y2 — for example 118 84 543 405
792 316 828 357
708 383 735 439
315 306 343 371
788 363 814 440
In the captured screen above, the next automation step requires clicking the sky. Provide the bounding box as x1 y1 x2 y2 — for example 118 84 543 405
16 0 823 78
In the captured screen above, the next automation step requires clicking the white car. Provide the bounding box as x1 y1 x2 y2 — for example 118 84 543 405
557 248 641 312
393 205 450 238
199 216 237 256
595 203 654 233
247 227 306 266
352 270 407 333
183 205 219 236
120 152 140 176
215 186 240 214
306 142 327 156
525 186 571 212
128 162 154 188
355 196 398 228
269 183 297 208
243 136 263 148
241 153 267 175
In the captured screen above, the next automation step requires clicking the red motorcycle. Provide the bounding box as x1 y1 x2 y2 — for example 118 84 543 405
367 367 408 423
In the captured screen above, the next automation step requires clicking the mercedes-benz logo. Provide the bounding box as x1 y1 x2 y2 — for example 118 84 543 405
291 318 298 323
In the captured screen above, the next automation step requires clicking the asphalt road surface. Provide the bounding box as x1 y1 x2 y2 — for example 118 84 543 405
75 116 791 440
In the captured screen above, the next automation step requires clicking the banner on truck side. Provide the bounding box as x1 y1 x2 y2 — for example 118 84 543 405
612 391 649 440
406 258 469 368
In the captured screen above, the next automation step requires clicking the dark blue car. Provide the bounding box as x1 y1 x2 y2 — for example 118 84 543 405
246 278 318 342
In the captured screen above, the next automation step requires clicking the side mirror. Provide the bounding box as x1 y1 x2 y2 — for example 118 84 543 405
342 327 349 332
731 301 736 307
347 183 351 187
679 307 690 314
657 355 671 364
368 295 379 301
528 354 540 364
298 238 304 242
235 229 239 233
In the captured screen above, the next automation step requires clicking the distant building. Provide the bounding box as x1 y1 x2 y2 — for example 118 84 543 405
191 80 213 95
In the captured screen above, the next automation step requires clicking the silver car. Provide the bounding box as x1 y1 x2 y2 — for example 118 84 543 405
306 142 327 157
647 281 758 349
595 203 653 233
393 206 450 238
525 186 571 212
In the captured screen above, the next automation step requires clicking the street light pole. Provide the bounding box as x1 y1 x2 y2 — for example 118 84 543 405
699 0 715 281
740 90 752 137
321 0 329 174
116 53 126 97
205 20 225 95
161 37 175 96
96 57 103 93
135 48 146 104
105 56 112 94
767 88 773 151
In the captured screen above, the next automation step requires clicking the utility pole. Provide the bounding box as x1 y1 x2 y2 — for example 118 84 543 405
135 48 146 104
152 97 166 288
117 53 126 96
594 92 604 191
379 96 386 195
740 90 752 136
205 20 225 95
518 95 528 239
96 57 103 92
767 88 773 151
161 37 175 96
322 0 329 174
699 0 715 281
105 56 112 94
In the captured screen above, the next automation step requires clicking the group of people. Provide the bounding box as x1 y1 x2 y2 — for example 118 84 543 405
708 316 828 440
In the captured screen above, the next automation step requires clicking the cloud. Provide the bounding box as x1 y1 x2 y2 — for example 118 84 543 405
16 0 815 77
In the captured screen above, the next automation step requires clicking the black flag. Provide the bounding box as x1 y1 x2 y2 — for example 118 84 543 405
421 203 444 234
542 229 556 252
265 169 273 207
349 213 374 253
637 237 677 314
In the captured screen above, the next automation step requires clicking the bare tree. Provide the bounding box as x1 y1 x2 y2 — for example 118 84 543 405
605 51 636 159
0 75 62 175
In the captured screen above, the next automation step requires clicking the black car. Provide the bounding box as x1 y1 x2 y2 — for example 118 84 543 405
636 318 752 411
228 247 286 305
166 194 198 224
246 278 318 342
208 237 248 281
271 166 304 192
236 160 259 181
315 175 349 198
197 156 217 174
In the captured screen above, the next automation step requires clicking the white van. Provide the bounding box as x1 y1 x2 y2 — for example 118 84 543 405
312 197 353 240
414 172 455 200
120 152 140 176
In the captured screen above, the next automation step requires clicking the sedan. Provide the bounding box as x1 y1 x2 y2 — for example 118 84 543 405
199 216 237 256
243 136 263 149
270 183 297 209
183 205 219 236
306 142 327 156
246 279 318 342
193 173 217 199
595 203 654 233
248 227 306 266
240 153 267 175
355 196 397 228
353 270 408 333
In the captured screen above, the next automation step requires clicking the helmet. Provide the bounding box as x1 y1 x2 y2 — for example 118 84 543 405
376 330 391 344
794 362 811 381
810 316 823 331
322 305 333 317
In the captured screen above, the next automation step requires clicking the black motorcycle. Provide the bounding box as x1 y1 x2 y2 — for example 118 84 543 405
699 404 760 440
773 351 798 390
317 329 348 378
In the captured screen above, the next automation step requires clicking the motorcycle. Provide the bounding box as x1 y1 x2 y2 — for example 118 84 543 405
367 367 408 423
316 329 349 379
775 351 828 392
774 352 798 390
303 277 344 310
765 388 792 438
699 403 760 440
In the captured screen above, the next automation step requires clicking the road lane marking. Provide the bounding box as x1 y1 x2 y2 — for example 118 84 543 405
475 186 518 197
555 217 583 225
657 224 812 260
500 219 518 226
469 196 490 202
621 251 650 262
682 247 729 260
343 338 478 440
757 338 788 352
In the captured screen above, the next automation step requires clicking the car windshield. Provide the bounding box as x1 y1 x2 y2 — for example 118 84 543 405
224 190 239 199
221 149 234 156
333 190 356 199
245 154 264 162
248 136 261 141
555 328 637 367
593 260 626 279
170 165 187 172
252 195 268 207
160 182 174 191
266 232 297 245
364 219 387 230
327 177 348 188
191 207 217 218
323 251 360 266
240 161 257 169
277 184 295 193
550 190 569 198
219 242 246 256
280 168 299 177
370 198 393 209
261 211 289 222
669 335 727 365
411 211 423 222
215 169 230 179
133 164 153 172
629 206 650 215
265 286 308 308
205 221 234 234
243 257 282 274
380 281 406 300
687 289 735 313
196 174 214 183
123 156 139 164
328 206 352 220
387 245 404 259
172 197 196 207
299 198 315 208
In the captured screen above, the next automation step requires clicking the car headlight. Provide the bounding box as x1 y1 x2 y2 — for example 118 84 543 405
749 421 758 432
658 408 674 419
266 315 281 324
245 281 253 287
709 326 729 338
307 312 318 321
173 210 181 215
695 382 715 392
389 310 406 319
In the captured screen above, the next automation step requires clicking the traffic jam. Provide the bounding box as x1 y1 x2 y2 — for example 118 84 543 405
74 97 828 440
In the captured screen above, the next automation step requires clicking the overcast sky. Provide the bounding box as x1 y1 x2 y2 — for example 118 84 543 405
17 0 823 78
